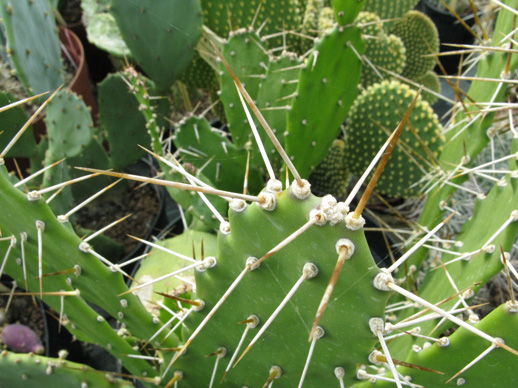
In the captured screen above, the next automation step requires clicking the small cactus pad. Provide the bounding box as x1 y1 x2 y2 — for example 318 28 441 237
218 29 269 147
174 187 389 386
286 24 364 178
330 0 366 25
110 0 203 91
0 0 64 95
389 10 439 80
345 80 444 198
363 0 420 21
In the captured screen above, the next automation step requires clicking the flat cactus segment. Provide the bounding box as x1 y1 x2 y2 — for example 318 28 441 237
363 0 420 21
218 29 270 147
132 229 218 312
361 33 406 88
43 90 111 202
255 53 302 172
389 10 439 80
98 74 148 170
175 189 388 386
286 25 364 178
309 139 350 199
368 304 518 387
331 0 366 25
0 0 64 95
110 0 203 91
201 0 301 49
345 80 444 197
0 92 37 158
0 166 171 381
0 351 135 388
415 70 441 105
174 116 261 194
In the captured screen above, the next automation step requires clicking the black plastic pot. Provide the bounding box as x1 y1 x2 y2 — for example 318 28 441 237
418 0 476 74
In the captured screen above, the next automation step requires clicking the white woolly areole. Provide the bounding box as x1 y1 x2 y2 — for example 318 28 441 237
291 179 311 200
373 271 393 291
335 238 355 259
258 192 276 211
368 317 384 335
309 209 327 226
229 199 247 212
266 179 283 193
27 191 42 201
219 221 231 235
345 212 365 230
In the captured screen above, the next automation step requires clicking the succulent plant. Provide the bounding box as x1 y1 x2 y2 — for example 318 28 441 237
1 1 518 388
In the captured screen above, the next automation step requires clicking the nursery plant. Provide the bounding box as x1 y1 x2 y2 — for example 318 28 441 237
1 1 518 388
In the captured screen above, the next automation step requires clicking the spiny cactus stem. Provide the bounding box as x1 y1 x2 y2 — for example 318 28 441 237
446 342 499 383
78 242 133 279
75 167 262 203
0 235 15 278
309 239 355 340
33 173 101 197
83 214 132 243
221 315 259 383
236 83 276 181
370 317 403 388
0 87 61 159
13 158 66 189
0 91 47 114
384 278 518 357
386 211 455 274
455 151 518 177
234 263 318 367
298 326 325 388
164 259 258 376
123 258 212 296
353 86 422 219
208 347 227 388
211 41 303 185
57 179 122 223
501 247 517 303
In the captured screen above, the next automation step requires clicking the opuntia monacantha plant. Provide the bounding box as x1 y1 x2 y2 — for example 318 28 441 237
1 0 518 387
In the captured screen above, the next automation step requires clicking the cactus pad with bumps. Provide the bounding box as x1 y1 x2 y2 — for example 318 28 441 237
174 187 389 386
345 80 444 198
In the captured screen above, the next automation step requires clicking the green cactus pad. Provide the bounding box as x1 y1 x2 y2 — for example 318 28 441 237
254 52 302 173
363 0 420 21
389 10 439 80
201 0 302 49
309 139 350 199
43 90 112 202
110 0 203 91
132 229 218 312
331 0 366 25
0 92 37 158
0 350 135 388
0 0 64 95
98 74 149 171
345 80 444 198
286 24 364 178
174 116 261 194
356 11 383 37
174 188 389 386
361 33 406 88
363 304 518 388
415 70 441 105
218 29 269 147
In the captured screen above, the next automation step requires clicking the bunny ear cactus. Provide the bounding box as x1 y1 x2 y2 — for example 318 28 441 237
345 79 444 197
0 0 64 95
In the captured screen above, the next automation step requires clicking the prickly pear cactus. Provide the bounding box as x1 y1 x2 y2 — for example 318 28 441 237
173 185 389 386
110 0 203 91
0 0 64 95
